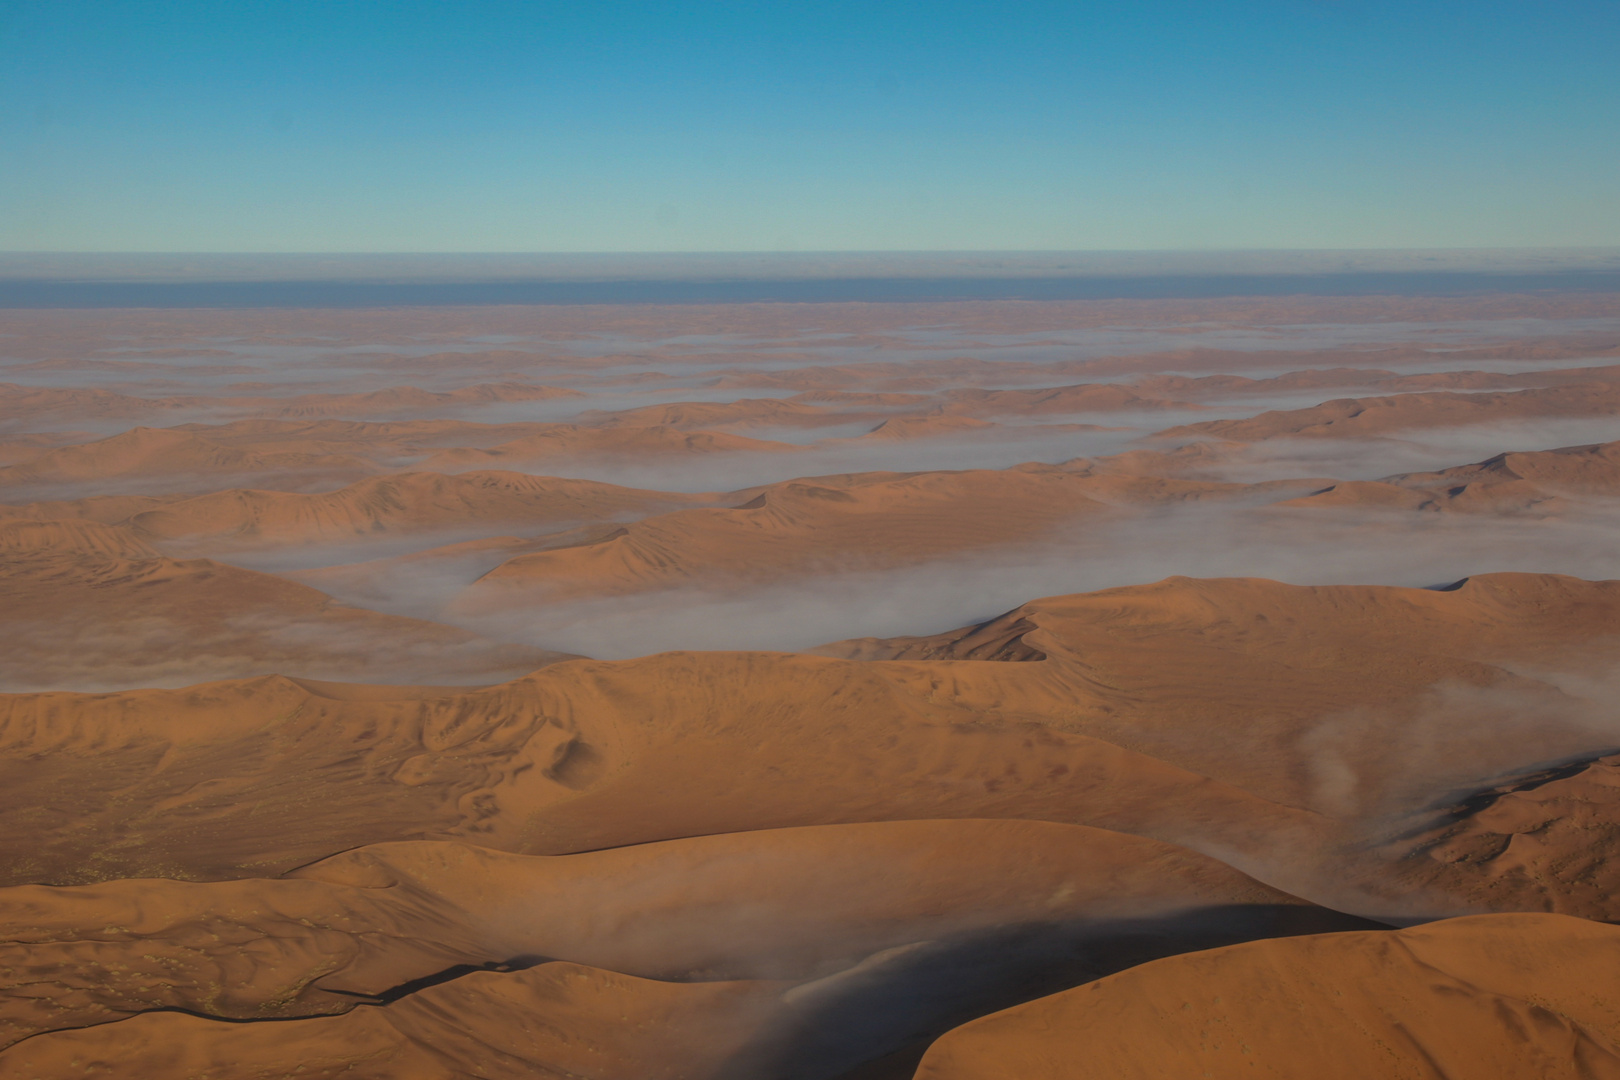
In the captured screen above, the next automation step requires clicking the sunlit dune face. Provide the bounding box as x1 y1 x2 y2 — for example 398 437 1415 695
3 293 1619 1078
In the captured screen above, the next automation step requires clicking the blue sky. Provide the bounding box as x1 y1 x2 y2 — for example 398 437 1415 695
3 0 1617 252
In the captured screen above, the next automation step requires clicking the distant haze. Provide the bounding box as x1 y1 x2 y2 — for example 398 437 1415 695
4 250 1620 308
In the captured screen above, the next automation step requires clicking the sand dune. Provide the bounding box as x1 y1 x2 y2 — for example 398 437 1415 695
1159 383 1620 442
942 383 1191 416
574 396 855 431
0 426 374 493
1133 361 1620 399
7 298 1620 1076
1388 751 1620 916
255 381 581 418
0 962 787 1080
0 380 580 429
0 519 559 690
916 913 1620 1080
0 821 1368 1077
0 822 1332 1043
1283 439 1620 514
5 574 1616 918
450 466 1308 609
122 470 704 551
417 423 802 471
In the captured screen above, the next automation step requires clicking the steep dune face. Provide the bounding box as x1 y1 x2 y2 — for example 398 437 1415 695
1158 383 1620 442
914 914 1620 1080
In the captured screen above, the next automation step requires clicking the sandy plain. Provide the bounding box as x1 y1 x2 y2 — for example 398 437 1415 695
1 293 1618 1078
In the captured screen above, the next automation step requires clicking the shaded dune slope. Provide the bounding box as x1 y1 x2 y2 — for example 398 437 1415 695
915 913 1620 1080
0 822 1345 1050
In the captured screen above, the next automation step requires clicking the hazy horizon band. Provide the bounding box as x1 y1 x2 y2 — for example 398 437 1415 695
7 272 1620 309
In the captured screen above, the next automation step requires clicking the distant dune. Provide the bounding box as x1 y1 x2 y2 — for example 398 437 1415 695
1158 383 1620 441
1282 439 1620 513
4 297 1619 1076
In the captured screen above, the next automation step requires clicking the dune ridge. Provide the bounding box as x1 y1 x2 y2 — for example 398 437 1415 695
915 913 1620 1080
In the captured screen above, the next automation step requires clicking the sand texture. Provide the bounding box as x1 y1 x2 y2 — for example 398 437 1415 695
1 295 1617 1076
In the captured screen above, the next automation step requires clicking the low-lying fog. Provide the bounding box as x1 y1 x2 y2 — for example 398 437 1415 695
282 498 1620 661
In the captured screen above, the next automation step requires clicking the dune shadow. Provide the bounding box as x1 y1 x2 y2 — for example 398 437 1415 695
718 903 1384 1080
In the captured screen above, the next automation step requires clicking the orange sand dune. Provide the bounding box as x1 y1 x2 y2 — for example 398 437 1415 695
1158 383 1620 442
5 298 1620 1077
0 426 375 493
447 465 1313 607
0 822 1370 1077
452 468 1187 605
0 380 580 428
0 491 189 523
440 463 1302 608
120 470 705 551
1388 751 1620 916
0 821 1336 1047
417 423 801 471
1281 439 1620 514
253 381 580 418
708 343 1620 392
5 575 1617 920
1132 361 1620 399
846 414 1000 440
818 414 1115 444
0 383 202 426
0 962 788 1080
941 383 1192 416
916 913 1620 1080
167 417 549 455
0 417 773 495
574 396 859 431
0 517 558 691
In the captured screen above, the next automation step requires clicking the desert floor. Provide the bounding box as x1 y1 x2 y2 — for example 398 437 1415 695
2 293 1619 1078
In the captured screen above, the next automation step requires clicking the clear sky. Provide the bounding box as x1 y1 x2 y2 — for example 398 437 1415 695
4 0 1618 253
